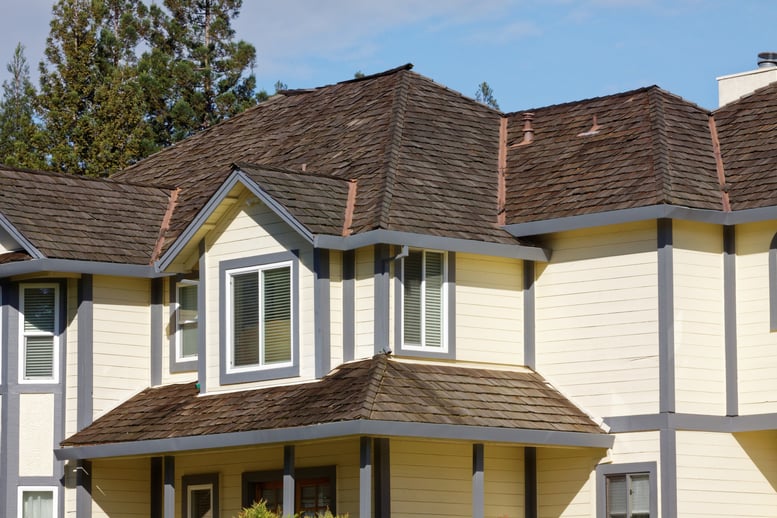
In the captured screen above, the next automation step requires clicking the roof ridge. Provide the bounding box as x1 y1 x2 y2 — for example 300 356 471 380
234 162 354 184
360 354 391 420
378 69 411 229
647 87 673 204
506 85 658 117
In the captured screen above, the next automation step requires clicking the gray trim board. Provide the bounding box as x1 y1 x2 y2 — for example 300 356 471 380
0 212 44 259
505 203 777 238
525 447 537 518
182 472 219 518
56 419 614 460
393 250 456 360
219 251 300 385
359 436 372 518
724 226 738 416
0 281 7 516
769 232 777 331
0 258 164 278
660 428 677 518
75 460 92 518
197 240 207 394
657 219 675 414
374 438 390 518
314 249 331 378
283 445 295 514
523 260 535 369
472 443 484 518
605 411 777 433
164 456 175 518
343 250 355 362
374 245 390 354
77 275 94 431
151 278 163 387
595 462 657 518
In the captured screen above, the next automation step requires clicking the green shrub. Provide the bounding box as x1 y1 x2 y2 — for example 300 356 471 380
235 500 348 518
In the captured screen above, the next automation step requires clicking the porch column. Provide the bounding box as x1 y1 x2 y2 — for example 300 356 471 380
360 437 372 518
164 456 175 518
472 443 484 518
373 438 391 518
283 445 295 514
151 457 163 518
525 447 537 518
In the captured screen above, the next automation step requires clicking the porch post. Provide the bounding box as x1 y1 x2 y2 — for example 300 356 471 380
373 438 391 518
472 443 484 518
151 457 163 518
164 456 175 518
360 437 373 518
283 445 296 514
525 447 537 518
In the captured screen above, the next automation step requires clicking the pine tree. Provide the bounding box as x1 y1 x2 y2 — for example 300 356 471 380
475 81 500 111
139 0 258 146
39 0 151 176
0 44 46 169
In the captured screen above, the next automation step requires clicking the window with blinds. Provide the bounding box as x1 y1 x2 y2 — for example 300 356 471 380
229 263 292 370
19 487 55 518
188 484 213 518
176 281 199 361
606 473 650 518
402 250 446 350
20 285 58 382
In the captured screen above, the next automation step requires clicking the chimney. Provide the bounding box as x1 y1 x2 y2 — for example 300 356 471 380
717 52 777 107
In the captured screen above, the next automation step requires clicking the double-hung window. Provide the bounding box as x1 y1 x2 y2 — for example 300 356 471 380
175 280 199 362
20 284 59 382
228 261 292 370
18 486 56 518
597 463 655 518
401 250 448 351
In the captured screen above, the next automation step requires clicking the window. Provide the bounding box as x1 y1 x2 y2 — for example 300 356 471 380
242 467 336 518
18 486 56 518
182 474 219 518
399 250 453 355
597 463 656 518
220 252 299 384
176 280 199 362
19 284 59 382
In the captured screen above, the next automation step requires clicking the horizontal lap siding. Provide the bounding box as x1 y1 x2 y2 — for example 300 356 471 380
535 222 659 417
92 457 150 518
673 221 725 415
736 222 777 414
485 444 524 518
456 254 523 365
676 430 777 517
330 251 344 368
391 439 471 518
538 447 600 518
354 247 375 360
92 275 150 419
204 190 314 392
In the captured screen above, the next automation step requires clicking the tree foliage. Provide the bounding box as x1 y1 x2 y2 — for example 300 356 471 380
475 81 500 110
0 44 46 169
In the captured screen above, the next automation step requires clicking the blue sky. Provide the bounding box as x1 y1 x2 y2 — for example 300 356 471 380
1 0 776 111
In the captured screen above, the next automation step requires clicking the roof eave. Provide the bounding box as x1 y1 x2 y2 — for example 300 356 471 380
0 212 45 260
55 419 612 461
0 258 167 278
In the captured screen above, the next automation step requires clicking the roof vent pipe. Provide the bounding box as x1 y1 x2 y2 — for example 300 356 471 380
758 52 777 68
521 112 535 144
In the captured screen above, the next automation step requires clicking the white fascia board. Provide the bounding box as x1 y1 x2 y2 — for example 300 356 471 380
0 212 44 259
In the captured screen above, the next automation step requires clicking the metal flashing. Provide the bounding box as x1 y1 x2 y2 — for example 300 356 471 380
55 419 614 460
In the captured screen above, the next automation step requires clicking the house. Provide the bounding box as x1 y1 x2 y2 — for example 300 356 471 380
2 57 777 517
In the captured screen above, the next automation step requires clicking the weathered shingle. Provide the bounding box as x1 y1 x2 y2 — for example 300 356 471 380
61 355 604 447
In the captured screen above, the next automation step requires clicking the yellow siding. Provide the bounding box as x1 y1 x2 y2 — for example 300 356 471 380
535 222 659 417
673 221 725 415
538 447 599 518
608 430 660 466
203 190 315 392
65 277 79 438
676 430 777 517
92 457 150 518
330 250 344 369
391 439 471 518
92 276 150 419
18 393 54 476
485 444 524 518
354 247 375 360
735 222 777 414
456 254 523 365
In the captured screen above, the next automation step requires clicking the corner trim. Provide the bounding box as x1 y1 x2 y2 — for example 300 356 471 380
657 219 675 413
523 260 535 369
314 249 331 378
724 226 738 416
77 275 94 431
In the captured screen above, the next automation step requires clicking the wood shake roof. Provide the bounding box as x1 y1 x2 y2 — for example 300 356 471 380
61 355 605 448
0 166 172 264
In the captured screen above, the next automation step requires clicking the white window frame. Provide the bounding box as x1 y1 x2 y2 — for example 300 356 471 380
225 260 294 374
400 249 449 353
17 485 58 518
18 283 60 384
186 483 213 518
175 279 199 363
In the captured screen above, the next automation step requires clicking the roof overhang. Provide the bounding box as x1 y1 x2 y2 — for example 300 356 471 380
504 204 777 237
55 419 613 461
0 258 166 278
0 212 44 259
157 168 551 272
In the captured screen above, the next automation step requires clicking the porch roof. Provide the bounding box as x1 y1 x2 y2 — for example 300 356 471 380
57 355 612 460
